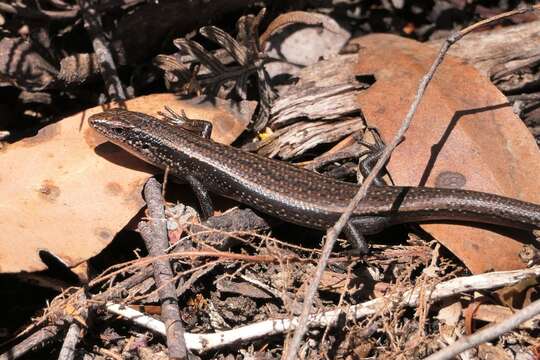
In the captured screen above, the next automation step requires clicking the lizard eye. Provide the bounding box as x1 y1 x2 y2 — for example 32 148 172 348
112 127 124 135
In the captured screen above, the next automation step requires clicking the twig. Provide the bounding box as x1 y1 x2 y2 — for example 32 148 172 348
107 303 168 337
425 298 540 360
0 326 62 360
320 261 355 345
128 260 219 303
457 4 540 39
78 0 126 101
97 347 123 360
176 261 219 297
283 24 452 360
89 248 349 288
57 324 83 360
282 5 540 359
107 266 540 353
0 3 78 20
259 11 342 47
92 266 154 302
139 178 187 359
88 251 281 288
239 273 282 299
58 293 88 360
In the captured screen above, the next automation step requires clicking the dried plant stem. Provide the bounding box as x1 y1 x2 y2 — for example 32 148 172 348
89 249 342 288
139 178 187 359
57 323 83 360
282 5 540 360
107 266 540 353
0 326 62 360
425 298 540 360
79 0 126 101
457 4 540 39
57 294 88 360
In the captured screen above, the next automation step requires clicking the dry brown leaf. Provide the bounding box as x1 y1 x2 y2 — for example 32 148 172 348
437 301 462 327
473 304 513 324
478 344 512 360
473 304 540 330
0 93 254 273
493 276 539 309
438 301 463 345
352 34 540 273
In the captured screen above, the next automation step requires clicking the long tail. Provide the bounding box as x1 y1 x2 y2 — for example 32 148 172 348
360 186 540 230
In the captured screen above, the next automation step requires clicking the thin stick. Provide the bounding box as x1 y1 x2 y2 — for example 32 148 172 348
0 326 62 360
88 248 345 288
139 178 188 359
58 292 88 360
107 266 540 353
79 0 127 101
283 27 452 360
425 298 540 360
57 323 83 360
282 5 540 359
457 4 540 39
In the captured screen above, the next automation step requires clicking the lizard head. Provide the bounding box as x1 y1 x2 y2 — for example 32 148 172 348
88 108 169 165
88 109 149 142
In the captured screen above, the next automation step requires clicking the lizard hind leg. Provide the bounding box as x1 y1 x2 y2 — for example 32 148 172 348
344 221 369 255
185 175 214 221
343 216 392 254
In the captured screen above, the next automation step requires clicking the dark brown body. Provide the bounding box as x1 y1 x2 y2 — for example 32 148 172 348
89 109 540 234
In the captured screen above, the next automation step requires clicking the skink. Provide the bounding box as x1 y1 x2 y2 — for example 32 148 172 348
89 109 540 244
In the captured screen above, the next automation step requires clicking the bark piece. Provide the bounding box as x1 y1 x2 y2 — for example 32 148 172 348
429 20 540 82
